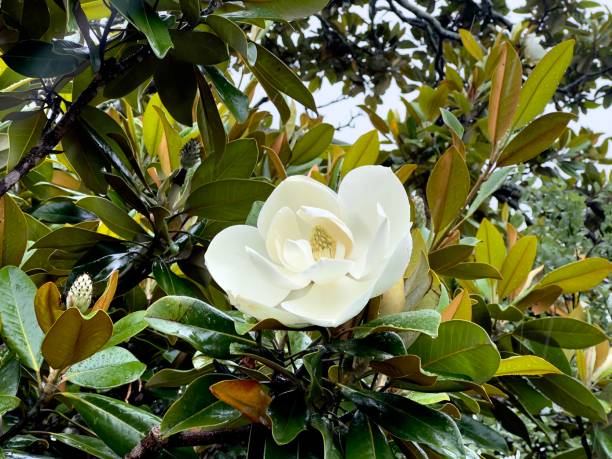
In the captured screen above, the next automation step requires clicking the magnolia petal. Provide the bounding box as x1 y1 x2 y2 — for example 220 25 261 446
246 246 309 290
205 225 290 308
281 276 376 327
258 175 343 237
350 204 390 279
371 234 413 297
339 165 411 249
304 258 354 284
230 294 307 326
296 205 355 256
282 239 315 272
265 207 303 264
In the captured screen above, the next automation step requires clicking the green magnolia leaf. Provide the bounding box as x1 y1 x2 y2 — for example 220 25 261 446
341 385 465 458
497 236 537 299
144 296 255 359
268 390 307 445
205 65 249 123
251 43 316 111
60 392 160 456
291 123 335 164
440 108 464 138
531 374 606 422
427 147 470 231
0 348 20 396
64 347 146 390
354 309 441 339
0 194 28 266
535 257 612 293
459 29 484 60
196 70 227 159
32 227 116 251
428 244 474 273
512 40 575 128
341 130 379 174
152 260 204 299
2 40 82 77
310 415 343 459
169 31 228 65
458 416 508 453
438 262 502 280
193 139 259 187
0 267 43 372
409 320 500 384
494 356 561 377
109 0 173 58
160 374 241 436
346 411 394 459
239 0 329 20
186 179 274 222
498 112 575 166
51 433 121 459
515 317 607 349
76 197 145 240
327 332 407 361
465 167 511 218
0 395 21 416
7 110 45 170
206 15 253 63
154 56 196 126
146 367 210 389
104 311 148 349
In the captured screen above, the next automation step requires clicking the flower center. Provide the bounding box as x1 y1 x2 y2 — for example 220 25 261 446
310 225 336 260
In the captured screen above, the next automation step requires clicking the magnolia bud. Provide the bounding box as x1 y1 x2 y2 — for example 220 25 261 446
66 274 93 313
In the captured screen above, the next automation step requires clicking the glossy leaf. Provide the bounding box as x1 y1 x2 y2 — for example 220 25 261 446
512 40 575 128
426 147 470 231
291 123 335 164
2 40 82 77
515 317 607 349
354 309 441 339
346 411 394 459
475 218 506 270
268 390 307 445
370 355 438 386
241 0 329 20
535 257 612 293
498 236 537 298
458 416 508 453
7 110 45 170
465 167 511 218
488 42 522 145
161 374 241 435
105 311 148 349
515 285 562 312
196 71 227 159
0 267 43 372
341 385 465 458
206 65 249 123
498 112 575 166
109 0 173 58
429 244 474 273
65 346 146 389
169 30 228 65
0 194 28 266
144 296 255 359
439 262 502 280
494 356 561 376
409 320 500 384
77 197 145 240
211 379 271 425
531 374 606 422
341 130 379 174
154 57 196 126
51 433 121 459
32 227 115 251
187 179 274 222
193 139 258 187
61 392 160 456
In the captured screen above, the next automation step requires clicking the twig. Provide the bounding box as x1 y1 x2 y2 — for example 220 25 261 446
124 426 250 459
393 0 460 41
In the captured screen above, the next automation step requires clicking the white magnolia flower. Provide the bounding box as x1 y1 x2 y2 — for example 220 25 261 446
523 33 546 65
205 165 412 327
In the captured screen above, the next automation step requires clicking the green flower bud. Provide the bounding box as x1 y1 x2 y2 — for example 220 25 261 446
66 274 93 313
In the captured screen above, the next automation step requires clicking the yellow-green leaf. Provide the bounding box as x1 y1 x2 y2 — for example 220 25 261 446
459 29 484 60
498 236 537 299
488 42 522 145
495 356 562 377
426 147 470 231
417 85 449 121
395 164 417 184
441 289 472 322
77 197 145 240
34 282 63 333
0 194 27 266
341 130 379 175
512 40 575 128
498 112 575 166
41 308 113 370
515 285 562 312
475 219 506 270
536 258 612 294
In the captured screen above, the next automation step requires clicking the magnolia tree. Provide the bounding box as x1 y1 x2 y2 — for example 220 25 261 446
0 1 610 459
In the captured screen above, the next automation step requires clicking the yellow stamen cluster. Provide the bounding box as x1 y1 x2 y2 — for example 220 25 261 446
310 225 336 260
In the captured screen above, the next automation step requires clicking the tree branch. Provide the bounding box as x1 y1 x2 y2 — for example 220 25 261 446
393 0 460 41
124 426 250 459
0 47 152 197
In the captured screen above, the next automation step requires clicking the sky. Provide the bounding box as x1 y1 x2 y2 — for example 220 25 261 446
307 0 612 144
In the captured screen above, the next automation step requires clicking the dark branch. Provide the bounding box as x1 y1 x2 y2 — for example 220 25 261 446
124 426 250 459
393 0 460 41
0 47 151 197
